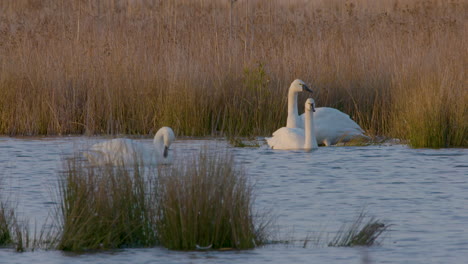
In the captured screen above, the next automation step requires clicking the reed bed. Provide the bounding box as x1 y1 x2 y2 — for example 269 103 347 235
0 0 466 147
155 149 269 250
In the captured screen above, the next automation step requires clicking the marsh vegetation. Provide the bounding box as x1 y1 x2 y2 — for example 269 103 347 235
0 0 465 148
55 149 270 251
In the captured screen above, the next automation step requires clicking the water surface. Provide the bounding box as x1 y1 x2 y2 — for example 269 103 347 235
0 137 467 264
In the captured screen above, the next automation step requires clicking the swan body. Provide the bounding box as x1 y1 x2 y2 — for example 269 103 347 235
284 79 367 146
84 127 175 166
300 107 367 146
267 98 318 150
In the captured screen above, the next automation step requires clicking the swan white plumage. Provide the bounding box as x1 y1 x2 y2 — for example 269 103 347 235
84 127 175 166
286 79 314 128
267 98 318 150
299 107 367 146
285 79 367 146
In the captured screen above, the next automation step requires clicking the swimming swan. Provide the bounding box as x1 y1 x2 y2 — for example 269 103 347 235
84 127 175 166
267 98 318 150
285 79 367 146
300 107 368 146
286 79 314 128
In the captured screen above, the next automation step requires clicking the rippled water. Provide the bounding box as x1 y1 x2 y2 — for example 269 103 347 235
0 137 467 264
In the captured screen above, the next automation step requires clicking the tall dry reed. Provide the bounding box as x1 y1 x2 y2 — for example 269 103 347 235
0 0 466 147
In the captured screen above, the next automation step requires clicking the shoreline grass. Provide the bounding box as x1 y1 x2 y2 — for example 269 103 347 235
0 0 466 148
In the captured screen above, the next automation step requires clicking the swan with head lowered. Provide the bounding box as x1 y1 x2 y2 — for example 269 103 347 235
285 79 368 146
84 127 175 166
267 98 318 150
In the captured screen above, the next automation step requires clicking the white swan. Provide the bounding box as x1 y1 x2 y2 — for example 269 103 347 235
286 79 314 128
300 107 367 146
267 98 318 150
84 127 175 166
285 79 367 146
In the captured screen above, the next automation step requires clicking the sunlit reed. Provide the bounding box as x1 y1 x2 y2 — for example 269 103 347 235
0 0 465 148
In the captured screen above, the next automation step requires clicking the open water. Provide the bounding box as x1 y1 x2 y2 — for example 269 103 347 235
0 137 467 264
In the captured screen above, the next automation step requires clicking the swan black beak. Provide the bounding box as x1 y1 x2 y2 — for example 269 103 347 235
303 84 313 93
163 146 169 158
312 104 316 112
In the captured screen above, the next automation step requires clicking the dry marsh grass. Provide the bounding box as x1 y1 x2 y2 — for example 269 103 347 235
0 0 466 147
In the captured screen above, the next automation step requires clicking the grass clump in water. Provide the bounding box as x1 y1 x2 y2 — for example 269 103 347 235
328 211 389 247
155 149 269 250
0 190 35 252
55 158 157 252
0 202 13 247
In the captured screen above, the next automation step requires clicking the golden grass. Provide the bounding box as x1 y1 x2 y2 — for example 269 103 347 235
0 0 466 147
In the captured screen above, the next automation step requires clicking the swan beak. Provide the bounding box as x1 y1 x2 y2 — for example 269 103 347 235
163 146 169 158
312 104 316 112
303 84 313 93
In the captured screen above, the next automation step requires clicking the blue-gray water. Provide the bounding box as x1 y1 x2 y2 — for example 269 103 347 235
0 137 467 264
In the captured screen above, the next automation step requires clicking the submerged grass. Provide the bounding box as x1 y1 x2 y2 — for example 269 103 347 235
0 0 466 148
0 180 40 252
0 202 13 247
328 211 389 247
56 157 157 251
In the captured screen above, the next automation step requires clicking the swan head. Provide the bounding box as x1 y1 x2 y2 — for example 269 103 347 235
154 127 176 158
305 98 316 112
290 79 313 93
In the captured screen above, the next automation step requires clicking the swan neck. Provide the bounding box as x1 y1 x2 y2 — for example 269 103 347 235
304 109 317 150
287 90 299 128
153 133 164 146
153 131 166 154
